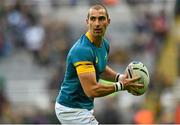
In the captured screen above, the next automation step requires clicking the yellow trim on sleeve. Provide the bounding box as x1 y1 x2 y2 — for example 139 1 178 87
74 61 95 74
76 65 95 74
74 61 93 67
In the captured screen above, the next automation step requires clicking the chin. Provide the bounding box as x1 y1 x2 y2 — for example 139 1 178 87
94 32 104 37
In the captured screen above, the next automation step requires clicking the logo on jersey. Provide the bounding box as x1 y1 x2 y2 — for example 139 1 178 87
96 56 98 64
105 53 107 60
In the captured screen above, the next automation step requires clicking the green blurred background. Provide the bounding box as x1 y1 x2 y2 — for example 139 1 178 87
0 0 180 124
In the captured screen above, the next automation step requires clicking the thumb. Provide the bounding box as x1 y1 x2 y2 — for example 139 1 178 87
124 72 128 78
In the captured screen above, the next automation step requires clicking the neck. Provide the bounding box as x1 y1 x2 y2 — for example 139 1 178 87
88 31 103 47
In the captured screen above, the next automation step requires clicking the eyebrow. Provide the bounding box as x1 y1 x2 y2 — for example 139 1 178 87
90 15 106 19
98 16 106 19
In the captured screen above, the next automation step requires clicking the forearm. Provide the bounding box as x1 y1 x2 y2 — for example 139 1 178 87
78 71 123 98
100 66 118 82
90 83 116 97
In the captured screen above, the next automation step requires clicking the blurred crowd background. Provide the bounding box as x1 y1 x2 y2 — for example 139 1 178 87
0 0 180 124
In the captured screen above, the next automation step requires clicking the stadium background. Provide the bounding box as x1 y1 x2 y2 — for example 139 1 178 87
0 0 180 124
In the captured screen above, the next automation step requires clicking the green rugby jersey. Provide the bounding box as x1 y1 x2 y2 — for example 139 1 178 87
56 32 110 110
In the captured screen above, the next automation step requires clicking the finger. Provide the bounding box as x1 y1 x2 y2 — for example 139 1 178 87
129 83 144 89
128 90 139 96
124 72 128 78
129 76 141 82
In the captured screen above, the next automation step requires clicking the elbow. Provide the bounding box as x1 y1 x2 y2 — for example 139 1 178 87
85 91 97 98
86 92 97 98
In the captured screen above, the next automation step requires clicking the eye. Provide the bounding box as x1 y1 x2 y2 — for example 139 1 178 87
99 16 106 21
90 17 95 21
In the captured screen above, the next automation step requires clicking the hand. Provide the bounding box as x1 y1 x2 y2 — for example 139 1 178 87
114 73 143 92
127 89 141 96
118 73 126 81
120 75 144 91
115 73 126 82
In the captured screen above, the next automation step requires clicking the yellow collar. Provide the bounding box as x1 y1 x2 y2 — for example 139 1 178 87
85 31 93 43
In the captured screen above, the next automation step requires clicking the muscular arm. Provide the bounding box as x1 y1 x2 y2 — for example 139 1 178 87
78 67 143 98
78 71 116 98
100 65 118 82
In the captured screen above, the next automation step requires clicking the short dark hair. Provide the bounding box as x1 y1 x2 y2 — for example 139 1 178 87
87 4 109 19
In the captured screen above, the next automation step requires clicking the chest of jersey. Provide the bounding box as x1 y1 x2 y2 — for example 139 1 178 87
93 46 108 74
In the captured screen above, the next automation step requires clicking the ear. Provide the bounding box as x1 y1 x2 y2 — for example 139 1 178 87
108 18 111 24
86 18 88 24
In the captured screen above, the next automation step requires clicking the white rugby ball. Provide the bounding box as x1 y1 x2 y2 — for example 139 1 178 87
126 61 150 95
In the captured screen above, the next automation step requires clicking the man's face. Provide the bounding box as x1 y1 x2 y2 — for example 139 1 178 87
86 8 110 37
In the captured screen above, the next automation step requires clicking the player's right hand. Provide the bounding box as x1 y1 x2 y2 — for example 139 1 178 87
127 89 141 96
114 72 143 92
120 76 144 91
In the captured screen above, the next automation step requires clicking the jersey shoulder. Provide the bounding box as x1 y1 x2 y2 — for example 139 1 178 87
69 35 95 64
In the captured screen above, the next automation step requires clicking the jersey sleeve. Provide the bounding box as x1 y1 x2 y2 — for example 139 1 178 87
71 46 95 74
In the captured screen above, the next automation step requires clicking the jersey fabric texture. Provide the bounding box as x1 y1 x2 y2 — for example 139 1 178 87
56 32 110 110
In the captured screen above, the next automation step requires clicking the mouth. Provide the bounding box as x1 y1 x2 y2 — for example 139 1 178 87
94 28 102 33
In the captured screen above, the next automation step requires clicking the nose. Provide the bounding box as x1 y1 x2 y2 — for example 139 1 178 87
95 19 100 27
